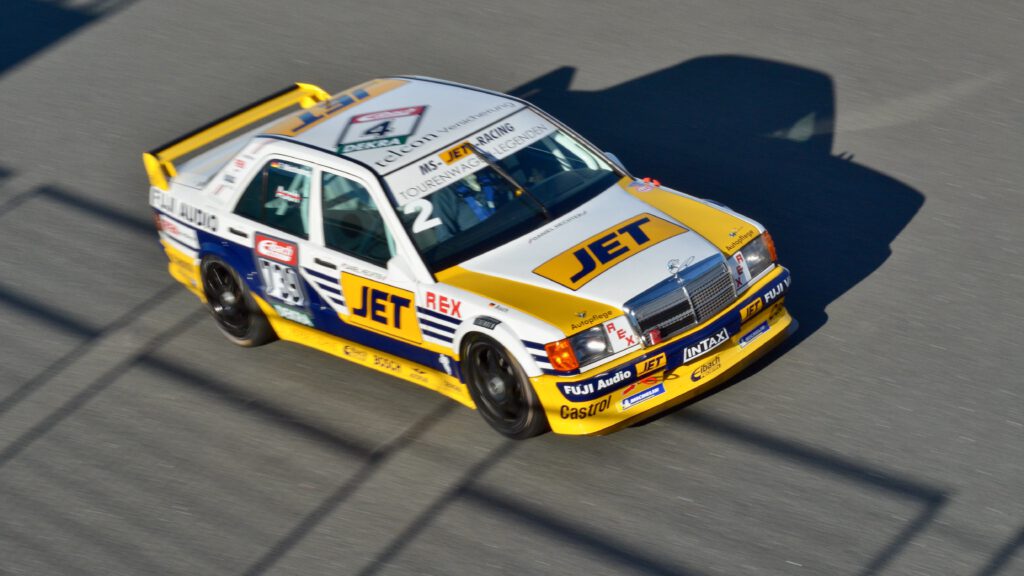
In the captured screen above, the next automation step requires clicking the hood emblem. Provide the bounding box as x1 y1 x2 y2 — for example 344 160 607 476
576 311 587 318
668 256 695 276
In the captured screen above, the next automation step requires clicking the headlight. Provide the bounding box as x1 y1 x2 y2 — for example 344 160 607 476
544 325 616 371
569 326 613 367
738 232 776 281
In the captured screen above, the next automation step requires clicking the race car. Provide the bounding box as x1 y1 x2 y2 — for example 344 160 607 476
144 77 794 438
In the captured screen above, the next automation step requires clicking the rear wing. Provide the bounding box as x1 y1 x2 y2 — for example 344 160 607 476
142 83 330 190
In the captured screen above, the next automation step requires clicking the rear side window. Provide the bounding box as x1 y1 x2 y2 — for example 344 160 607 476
234 159 312 239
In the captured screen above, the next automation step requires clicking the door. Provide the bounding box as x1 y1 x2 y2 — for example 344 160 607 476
302 168 425 346
226 156 318 327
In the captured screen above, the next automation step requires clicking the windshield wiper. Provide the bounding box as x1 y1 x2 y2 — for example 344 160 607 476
466 143 551 220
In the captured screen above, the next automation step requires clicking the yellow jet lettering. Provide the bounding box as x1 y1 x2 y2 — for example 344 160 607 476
440 142 473 165
342 274 422 343
740 297 763 322
635 353 667 377
352 286 410 327
534 214 686 290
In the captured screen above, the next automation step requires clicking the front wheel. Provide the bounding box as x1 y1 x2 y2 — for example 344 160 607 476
200 255 276 347
462 335 548 439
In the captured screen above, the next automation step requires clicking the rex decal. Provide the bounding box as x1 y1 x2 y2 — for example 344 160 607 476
341 273 422 343
533 213 687 290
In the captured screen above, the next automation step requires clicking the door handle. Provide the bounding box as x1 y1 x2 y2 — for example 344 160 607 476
228 227 248 239
314 258 337 269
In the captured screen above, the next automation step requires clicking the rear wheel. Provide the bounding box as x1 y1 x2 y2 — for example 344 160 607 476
463 335 548 439
200 255 276 347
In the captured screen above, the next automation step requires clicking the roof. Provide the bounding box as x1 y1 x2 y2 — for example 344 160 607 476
261 77 525 175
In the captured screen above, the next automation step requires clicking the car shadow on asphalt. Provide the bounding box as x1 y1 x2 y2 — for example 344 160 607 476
508 57 932 575
510 56 924 354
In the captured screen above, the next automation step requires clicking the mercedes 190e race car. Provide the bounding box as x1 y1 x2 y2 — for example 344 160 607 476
144 77 794 438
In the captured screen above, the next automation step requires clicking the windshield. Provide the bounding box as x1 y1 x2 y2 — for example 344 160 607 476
383 109 619 272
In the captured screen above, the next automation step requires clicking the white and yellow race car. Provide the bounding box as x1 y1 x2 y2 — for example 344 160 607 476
144 77 794 438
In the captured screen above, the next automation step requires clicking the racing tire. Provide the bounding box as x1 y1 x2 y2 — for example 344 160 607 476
200 255 276 347
462 335 548 439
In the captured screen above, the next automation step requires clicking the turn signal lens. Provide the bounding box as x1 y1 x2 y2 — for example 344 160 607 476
763 231 778 262
545 339 579 371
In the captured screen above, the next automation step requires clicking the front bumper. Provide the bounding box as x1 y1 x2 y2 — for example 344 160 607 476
532 265 794 435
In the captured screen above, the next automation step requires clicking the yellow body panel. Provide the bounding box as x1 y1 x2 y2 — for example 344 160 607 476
254 295 476 408
161 240 205 301
340 273 423 344
162 240 790 435
526 265 792 435
621 177 760 255
536 299 793 435
266 78 406 137
435 266 621 335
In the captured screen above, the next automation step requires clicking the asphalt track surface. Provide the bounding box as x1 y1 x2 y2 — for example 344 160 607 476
1 1 1022 574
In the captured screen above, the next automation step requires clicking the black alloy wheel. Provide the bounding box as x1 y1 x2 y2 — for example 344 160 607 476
200 256 275 347
463 336 548 439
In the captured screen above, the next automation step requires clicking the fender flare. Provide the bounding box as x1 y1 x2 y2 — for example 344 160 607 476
452 318 545 379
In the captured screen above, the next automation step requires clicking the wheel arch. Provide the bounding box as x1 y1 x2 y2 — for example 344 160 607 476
198 239 234 264
453 320 544 379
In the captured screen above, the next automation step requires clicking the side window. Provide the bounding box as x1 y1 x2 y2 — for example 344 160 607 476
321 172 393 267
233 159 312 239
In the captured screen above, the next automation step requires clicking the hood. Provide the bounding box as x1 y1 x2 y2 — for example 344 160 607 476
437 177 761 334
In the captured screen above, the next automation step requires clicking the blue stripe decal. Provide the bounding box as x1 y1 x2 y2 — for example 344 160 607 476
328 296 346 306
422 329 453 343
196 228 462 380
314 281 342 296
420 318 456 334
416 307 461 325
522 340 547 352
303 267 337 283
532 354 549 363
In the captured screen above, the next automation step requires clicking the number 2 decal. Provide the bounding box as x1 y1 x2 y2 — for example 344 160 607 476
404 198 442 233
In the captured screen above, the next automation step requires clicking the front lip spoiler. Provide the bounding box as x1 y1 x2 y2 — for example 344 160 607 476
553 266 792 402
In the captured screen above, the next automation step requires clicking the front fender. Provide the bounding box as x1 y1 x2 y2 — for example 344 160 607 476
452 317 544 379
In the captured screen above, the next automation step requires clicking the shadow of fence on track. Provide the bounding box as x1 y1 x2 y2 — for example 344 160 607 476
681 409 948 576
976 525 1024 576
0 181 172 417
0 261 984 575
0 184 154 234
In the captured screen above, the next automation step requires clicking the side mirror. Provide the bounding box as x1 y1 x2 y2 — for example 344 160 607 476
604 151 627 172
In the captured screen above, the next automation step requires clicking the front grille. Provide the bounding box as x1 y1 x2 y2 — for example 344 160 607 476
687 261 736 322
625 256 737 343
631 287 696 338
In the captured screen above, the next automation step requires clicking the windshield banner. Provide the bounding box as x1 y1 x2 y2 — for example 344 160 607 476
385 109 556 206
